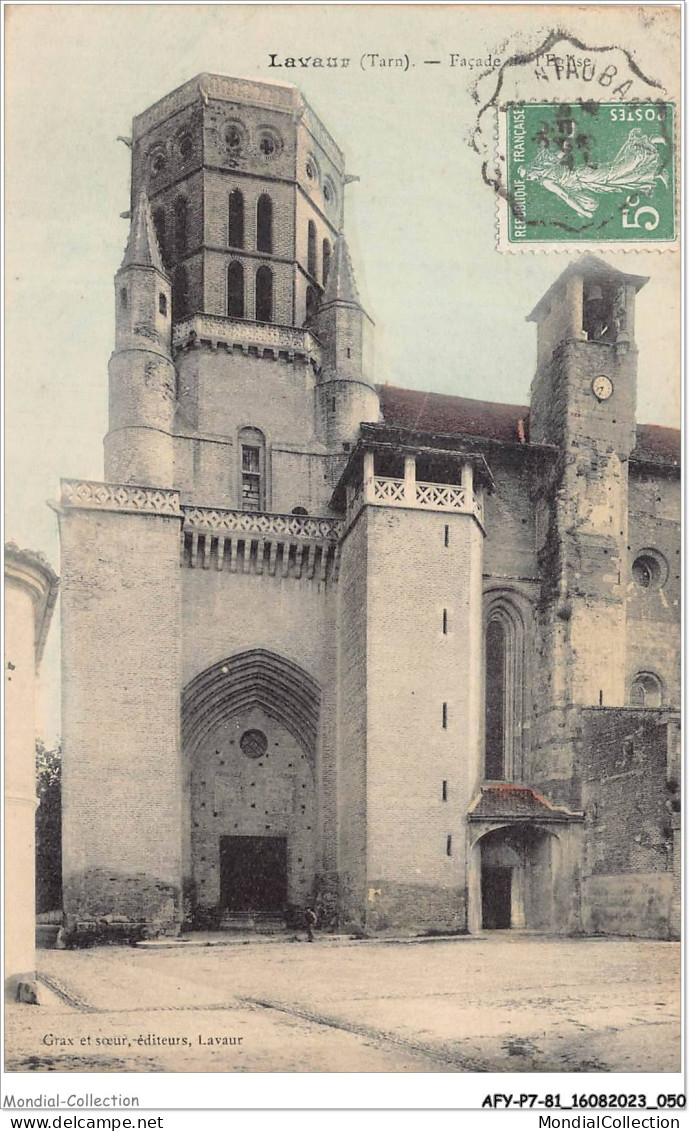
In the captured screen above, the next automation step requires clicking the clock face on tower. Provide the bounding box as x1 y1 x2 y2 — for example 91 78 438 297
592 375 614 402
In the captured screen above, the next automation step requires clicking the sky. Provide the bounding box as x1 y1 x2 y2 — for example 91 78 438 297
4 3 681 740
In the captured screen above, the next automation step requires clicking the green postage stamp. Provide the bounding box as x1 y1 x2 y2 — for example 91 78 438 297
503 101 675 246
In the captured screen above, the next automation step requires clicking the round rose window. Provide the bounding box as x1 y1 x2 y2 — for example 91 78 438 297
240 729 268 759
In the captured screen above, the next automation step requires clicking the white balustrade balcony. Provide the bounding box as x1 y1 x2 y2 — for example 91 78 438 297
345 451 485 529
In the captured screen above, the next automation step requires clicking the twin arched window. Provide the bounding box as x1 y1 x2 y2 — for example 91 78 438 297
226 190 272 252
227 263 273 322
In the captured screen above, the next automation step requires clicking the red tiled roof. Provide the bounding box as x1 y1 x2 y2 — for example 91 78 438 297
377 384 680 465
468 785 582 822
378 384 528 445
634 424 680 465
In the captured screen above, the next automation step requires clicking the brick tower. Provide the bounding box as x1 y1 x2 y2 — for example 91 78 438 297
58 75 378 939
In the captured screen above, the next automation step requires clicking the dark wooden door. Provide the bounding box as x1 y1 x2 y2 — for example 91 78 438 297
219 836 287 913
481 866 512 929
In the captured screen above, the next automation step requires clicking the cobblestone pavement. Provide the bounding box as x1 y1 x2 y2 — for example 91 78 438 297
4 934 679 1073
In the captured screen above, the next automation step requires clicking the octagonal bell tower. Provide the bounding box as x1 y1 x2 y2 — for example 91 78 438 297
130 73 345 330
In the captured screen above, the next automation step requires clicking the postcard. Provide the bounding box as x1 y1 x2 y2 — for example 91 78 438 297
3 2 682 1122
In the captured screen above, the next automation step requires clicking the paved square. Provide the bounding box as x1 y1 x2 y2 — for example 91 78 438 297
5 935 680 1073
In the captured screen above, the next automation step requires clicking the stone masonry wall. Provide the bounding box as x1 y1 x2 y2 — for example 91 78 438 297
579 707 675 937
59 508 183 937
627 470 680 707
483 452 538 582
173 347 333 513
336 509 369 925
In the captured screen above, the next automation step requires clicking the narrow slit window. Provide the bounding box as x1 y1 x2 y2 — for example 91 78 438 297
444 525 450 548
442 780 448 802
158 292 167 316
442 609 448 635
442 702 448 729
446 835 453 856
322 238 332 286
307 220 317 277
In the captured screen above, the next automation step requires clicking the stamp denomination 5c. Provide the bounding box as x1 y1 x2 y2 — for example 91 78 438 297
503 101 675 247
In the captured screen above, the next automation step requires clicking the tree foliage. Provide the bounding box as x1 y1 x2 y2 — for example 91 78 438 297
35 739 62 913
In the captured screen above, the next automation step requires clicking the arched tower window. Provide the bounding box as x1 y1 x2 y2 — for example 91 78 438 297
172 265 189 321
630 672 663 708
322 239 332 287
256 194 273 254
174 196 188 255
255 266 273 322
227 261 244 318
228 190 244 249
305 285 319 324
152 208 167 266
483 594 530 782
238 427 266 511
307 221 317 277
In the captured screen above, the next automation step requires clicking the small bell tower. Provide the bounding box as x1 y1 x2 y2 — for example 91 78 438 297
104 190 176 487
529 255 647 458
527 258 649 802
315 233 380 450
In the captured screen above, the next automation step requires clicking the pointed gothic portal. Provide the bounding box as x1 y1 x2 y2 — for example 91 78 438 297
478 826 559 931
182 649 321 759
181 650 321 927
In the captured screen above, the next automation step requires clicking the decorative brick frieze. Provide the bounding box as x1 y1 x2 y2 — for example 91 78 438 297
172 314 322 365
181 505 341 582
60 479 181 516
182 505 341 541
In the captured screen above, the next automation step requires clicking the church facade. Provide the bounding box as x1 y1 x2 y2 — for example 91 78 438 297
56 74 680 942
